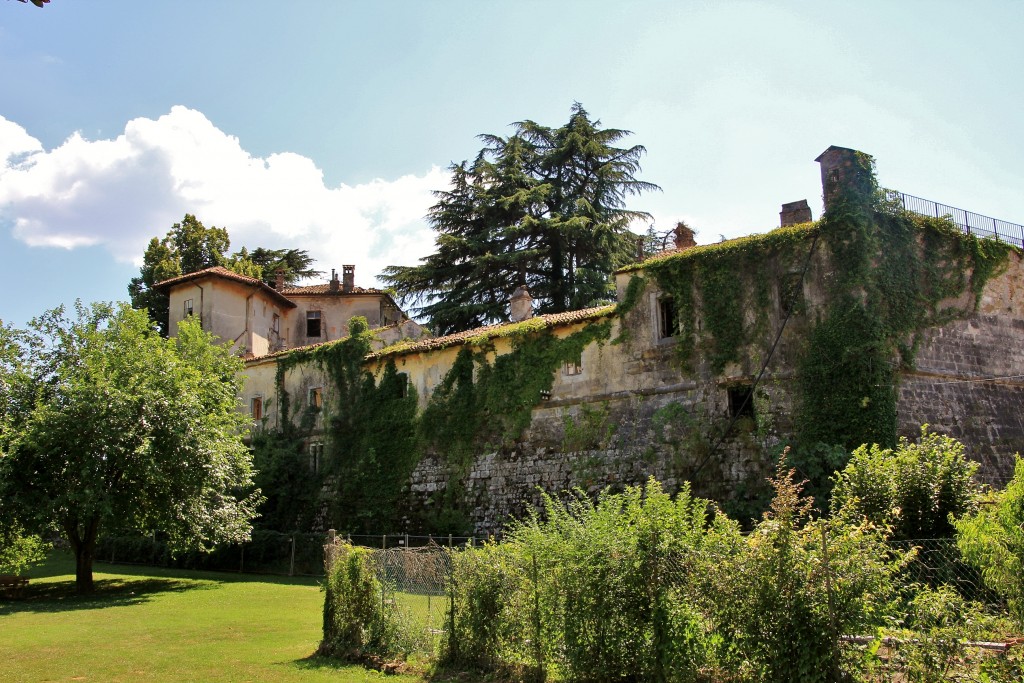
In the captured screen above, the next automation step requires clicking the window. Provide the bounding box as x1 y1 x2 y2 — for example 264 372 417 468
306 310 322 337
271 313 280 335
309 442 324 474
184 299 194 317
728 385 755 419
250 396 263 421
658 297 678 339
563 353 583 376
308 386 323 409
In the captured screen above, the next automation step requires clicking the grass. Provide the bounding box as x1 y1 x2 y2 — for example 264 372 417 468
0 552 423 682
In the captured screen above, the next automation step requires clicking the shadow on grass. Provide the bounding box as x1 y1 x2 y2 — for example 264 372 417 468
0 575 208 616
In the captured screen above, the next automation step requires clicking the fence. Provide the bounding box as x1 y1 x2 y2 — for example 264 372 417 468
95 530 327 576
324 532 1017 676
883 188 1024 249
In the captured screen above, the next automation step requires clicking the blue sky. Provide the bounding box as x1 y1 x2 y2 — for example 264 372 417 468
2 1 1022 328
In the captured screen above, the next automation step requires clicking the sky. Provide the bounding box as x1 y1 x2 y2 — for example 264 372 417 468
1 1 1022 328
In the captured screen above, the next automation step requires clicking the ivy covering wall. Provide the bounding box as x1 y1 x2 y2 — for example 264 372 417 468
255 154 1015 533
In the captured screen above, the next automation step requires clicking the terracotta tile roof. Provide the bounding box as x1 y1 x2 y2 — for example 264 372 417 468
154 266 297 308
244 320 410 363
279 283 387 296
368 305 617 361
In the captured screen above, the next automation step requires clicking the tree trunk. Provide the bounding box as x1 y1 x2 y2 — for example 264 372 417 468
64 517 100 594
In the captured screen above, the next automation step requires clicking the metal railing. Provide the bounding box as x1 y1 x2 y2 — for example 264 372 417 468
883 189 1024 249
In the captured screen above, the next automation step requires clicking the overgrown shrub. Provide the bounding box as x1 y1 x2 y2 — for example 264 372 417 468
0 521 48 575
701 461 908 683
831 426 981 541
320 541 404 660
956 455 1024 627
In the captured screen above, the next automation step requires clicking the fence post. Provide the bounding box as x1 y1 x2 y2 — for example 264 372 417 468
382 534 386 550
289 535 296 577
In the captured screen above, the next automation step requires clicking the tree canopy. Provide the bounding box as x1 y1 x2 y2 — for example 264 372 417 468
0 303 261 592
380 103 659 335
128 214 319 335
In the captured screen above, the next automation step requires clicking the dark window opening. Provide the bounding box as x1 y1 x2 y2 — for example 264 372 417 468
184 299 194 317
728 386 755 419
659 297 678 339
308 386 323 409
306 311 322 337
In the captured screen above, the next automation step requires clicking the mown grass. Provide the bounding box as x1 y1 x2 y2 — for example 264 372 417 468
0 552 422 682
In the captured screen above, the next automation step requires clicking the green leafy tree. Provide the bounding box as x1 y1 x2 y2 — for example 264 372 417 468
0 303 261 593
381 103 659 335
831 426 981 541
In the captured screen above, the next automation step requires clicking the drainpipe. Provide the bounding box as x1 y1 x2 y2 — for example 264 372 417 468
233 290 257 355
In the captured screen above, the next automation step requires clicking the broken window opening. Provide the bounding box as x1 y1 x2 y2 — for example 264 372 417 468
306 310 322 337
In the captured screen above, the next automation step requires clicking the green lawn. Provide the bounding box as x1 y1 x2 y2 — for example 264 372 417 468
0 553 423 682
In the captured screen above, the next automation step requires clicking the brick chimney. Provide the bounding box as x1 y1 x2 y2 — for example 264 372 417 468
780 200 812 227
510 285 533 322
274 269 285 290
329 268 340 292
342 265 355 293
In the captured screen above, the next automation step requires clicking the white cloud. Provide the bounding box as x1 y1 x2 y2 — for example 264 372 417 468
0 108 445 286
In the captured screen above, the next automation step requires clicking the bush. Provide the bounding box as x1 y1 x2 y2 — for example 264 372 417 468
831 426 981 541
956 455 1024 627
700 461 908 683
0 522 48 575
320 541 403 660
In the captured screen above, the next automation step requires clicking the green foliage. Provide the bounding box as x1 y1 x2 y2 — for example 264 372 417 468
642 223 817 373
419 322 613 467
797 156 1014 451
701 461 907 683
561 402 616 452
247 247 323 288
0 521 49 575
382 103 659 335
832 426 981 541
251 429 320 532
0 303 260 593
956 455 1024 626
321 542 406 660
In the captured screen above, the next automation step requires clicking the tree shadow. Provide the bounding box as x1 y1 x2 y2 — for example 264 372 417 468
0 575 209 615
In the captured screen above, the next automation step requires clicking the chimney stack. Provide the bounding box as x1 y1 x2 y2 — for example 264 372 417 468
673 222 696 251
329 268 340 292
510 285 533 322
274 269 285 290
342 265 355 293
815 145 872 211
780 200 812 227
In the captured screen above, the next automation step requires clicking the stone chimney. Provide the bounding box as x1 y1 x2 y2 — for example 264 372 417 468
815 145 872 211
510 285 533 323
329 268 340 292
342 265 355 293
673 221 697 251
780 200 812 227
274 269 285 290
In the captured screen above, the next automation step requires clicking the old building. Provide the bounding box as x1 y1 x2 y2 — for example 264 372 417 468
165 146 1024 534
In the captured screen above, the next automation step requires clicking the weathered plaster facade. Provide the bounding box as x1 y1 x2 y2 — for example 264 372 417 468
164 147 1024 534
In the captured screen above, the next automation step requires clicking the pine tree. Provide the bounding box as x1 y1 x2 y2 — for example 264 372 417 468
381 104 659 335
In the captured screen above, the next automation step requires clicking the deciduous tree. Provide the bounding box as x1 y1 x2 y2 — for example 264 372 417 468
0 303 261 593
